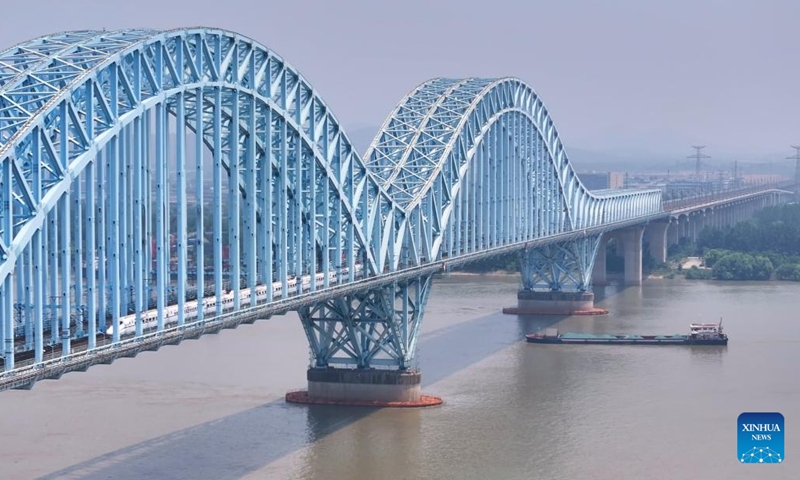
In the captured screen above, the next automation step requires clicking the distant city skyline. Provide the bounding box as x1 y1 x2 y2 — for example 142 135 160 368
2 0 798 162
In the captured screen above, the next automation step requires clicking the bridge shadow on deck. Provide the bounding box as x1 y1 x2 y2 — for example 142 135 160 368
37 287 622 480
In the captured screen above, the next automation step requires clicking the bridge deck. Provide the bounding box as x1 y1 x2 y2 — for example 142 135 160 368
0 213 666 391
665 184 794 214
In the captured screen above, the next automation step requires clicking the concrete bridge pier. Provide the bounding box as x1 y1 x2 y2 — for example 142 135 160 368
689 212 707 242
681 214 691 240
504 235 607 315
618 226 645 286
667 214 689 246
303 368 425 404
643 221 669 264
667 217 680 247
663 188 794 249
592 235 608 286
287 275 442 407
592 227 645 286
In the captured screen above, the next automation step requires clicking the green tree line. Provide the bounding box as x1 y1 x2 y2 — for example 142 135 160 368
695 204 800 281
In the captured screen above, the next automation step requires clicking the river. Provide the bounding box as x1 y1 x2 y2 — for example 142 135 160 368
0 276 798 479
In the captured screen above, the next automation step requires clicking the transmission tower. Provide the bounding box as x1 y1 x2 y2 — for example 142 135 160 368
688 145 710 178
788 146 800 199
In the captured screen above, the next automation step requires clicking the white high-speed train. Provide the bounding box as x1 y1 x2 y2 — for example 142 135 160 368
106 266 360 336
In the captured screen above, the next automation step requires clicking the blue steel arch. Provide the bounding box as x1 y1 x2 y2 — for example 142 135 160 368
299 77 663 370
0 27 665 382
0 28 394 275
366 77 661 267
0 28 399 368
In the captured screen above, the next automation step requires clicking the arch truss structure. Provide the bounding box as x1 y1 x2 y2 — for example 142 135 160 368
0 28 662 380
306 77 663 369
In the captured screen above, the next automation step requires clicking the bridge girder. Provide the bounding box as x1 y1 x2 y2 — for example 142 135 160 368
0 27 667 378
366 77 663 272
0 28 401 370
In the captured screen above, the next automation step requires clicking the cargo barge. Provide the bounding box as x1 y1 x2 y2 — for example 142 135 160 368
526 320 728 345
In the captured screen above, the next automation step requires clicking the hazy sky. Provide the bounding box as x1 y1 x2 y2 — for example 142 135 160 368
1 0 798 161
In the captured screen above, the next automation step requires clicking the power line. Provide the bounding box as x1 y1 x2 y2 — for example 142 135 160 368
787 146 800 199
688 145 710 177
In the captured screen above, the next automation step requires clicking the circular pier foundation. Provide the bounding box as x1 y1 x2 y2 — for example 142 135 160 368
502 306 608 316
285 367 442 408
503 290 608 316
285 390 442 408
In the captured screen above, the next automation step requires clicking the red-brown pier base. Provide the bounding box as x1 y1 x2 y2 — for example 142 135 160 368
285 367 443 408
502 290 608 316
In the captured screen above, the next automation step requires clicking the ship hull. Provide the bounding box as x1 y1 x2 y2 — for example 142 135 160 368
525 335 728 345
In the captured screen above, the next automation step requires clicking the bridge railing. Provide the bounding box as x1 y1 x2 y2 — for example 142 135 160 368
662 181 792 212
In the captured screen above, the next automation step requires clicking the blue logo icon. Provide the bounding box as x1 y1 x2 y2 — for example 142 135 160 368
738 412 784 464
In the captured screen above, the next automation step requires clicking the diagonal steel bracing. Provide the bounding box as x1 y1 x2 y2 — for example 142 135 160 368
520 235 602 292
299 275 432 369
0 27 673 382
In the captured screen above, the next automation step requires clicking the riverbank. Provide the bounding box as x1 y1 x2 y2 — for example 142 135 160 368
645 251 800 282
446 254 796 283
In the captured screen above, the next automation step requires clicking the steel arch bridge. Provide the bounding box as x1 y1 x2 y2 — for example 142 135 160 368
0 27 662 383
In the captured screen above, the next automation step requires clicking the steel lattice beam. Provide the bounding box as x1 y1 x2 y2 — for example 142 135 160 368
365 77 663 274
299 275 432 369
520 235 602 292
0 27 682 381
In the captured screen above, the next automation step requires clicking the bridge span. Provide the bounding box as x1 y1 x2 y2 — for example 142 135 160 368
633 182 796 276
0 28 791 401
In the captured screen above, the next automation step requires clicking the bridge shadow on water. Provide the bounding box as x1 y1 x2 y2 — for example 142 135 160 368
38 287 627 479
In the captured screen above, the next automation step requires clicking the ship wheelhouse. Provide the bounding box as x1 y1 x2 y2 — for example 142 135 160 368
689 320 725 339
